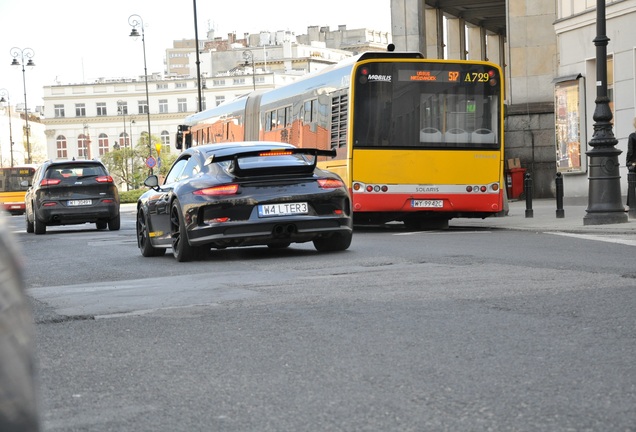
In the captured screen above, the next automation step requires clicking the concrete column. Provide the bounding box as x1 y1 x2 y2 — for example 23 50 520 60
446 17 466 60
467 26 487 61
486 34 505 65
390 0 426 52
424 7 444 59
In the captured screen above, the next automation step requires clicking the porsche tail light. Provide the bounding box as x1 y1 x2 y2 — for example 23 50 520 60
193 184 239 196
318 179 344 189
41 179 61 186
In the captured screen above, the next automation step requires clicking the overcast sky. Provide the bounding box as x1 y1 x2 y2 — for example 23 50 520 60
0 0 391 109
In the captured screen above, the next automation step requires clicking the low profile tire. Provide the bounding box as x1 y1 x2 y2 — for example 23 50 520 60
136 208 165 257
170 201 195 262
96 221 107 230
108 214 121 231
313 231 352 252
34 214 46 235
25 214 34 234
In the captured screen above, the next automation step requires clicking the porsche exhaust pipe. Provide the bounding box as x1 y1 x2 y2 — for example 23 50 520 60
273 224 297 237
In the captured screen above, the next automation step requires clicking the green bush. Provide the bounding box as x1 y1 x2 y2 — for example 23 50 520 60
118 188 146 204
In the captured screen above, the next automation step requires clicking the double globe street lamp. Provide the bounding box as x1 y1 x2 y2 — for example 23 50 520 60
128 14 154 174
9 47 35 164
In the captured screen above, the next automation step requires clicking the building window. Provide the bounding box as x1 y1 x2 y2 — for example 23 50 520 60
138 100 148 114
156 83 168 90
96 102 107 116
215 95 225 106
75 103 86 117
161 130 170 147
98 133 109 155
54 104 65 118
198 97 206 111
303 99 317 123
255 76 266 84
176 82 187 89
159 99 168 113
233 78 246 85
56 135 67 158
117 101 128 115
119 132 130 147
78 134 89 158
213 79 225 86
177 98 187 113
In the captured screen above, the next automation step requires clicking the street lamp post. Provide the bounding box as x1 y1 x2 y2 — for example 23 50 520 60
117 101 129 190
9 47 35 164
128 14 153 174
82 124 92 160
583 0 628 225
243 49 256 91
193 0 203 112
129 118 136 188
0 89 15 167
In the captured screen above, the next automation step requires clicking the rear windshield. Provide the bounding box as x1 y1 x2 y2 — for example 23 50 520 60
214 153 315 172
46 165 106 179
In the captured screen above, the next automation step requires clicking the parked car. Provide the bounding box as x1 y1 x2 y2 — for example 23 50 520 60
136 142 353 262
25 160 120 235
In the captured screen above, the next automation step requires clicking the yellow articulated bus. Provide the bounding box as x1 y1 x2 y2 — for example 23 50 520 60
0 165 36 215
177 50 505 228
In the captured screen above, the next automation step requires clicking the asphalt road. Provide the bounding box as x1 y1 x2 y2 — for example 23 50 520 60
7 209 636 431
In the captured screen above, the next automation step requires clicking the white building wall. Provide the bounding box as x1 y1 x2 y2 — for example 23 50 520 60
555 1 636 198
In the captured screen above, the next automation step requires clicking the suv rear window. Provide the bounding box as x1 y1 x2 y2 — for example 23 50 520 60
46 165 106 180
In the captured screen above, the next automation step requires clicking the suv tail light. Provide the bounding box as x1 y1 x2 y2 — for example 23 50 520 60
41 179 61 186
95 176 114 183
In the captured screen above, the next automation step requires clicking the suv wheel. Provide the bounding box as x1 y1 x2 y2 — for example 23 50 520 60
108 214 121 231
25 213 34 234
34 215 46 235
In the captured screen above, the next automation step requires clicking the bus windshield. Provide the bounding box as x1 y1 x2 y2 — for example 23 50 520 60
353 62 501 150
0 167 34 193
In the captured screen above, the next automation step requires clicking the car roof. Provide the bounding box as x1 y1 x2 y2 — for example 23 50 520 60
191 142 296 159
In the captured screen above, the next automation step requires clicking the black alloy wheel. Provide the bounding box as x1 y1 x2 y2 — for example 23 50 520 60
313 231 352 252
136 208 165 257
170 201 195 262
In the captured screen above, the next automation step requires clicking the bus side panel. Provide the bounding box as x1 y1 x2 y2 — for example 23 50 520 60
0 191 29 213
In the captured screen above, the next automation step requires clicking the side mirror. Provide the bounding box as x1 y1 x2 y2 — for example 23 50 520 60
144 175 159 190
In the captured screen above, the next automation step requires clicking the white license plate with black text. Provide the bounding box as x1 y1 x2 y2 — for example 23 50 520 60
258 202 308 217
412 199 443 208
68 199 92 206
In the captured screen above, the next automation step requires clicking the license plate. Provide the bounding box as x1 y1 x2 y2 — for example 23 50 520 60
68 199 92 206
412 199 443 208
258 202 308 217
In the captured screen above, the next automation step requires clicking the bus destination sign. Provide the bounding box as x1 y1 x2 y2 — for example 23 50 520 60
398 69 495 84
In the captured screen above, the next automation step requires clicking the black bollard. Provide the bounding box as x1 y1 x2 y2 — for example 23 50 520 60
525 172 533 218
556 172 565 218
629 169 636 219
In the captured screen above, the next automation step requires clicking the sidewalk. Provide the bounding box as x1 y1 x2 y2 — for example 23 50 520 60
123 200 636 234
451 198 636 234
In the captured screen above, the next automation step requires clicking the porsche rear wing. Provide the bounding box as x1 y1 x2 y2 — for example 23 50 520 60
205 148 337 177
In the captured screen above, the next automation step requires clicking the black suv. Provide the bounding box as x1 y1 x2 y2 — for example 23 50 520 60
25 160 120 234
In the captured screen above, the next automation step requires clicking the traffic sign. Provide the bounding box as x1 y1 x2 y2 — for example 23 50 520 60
146 156 157 168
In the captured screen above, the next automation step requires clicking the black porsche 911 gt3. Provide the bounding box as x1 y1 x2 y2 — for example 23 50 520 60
136 142 353 261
